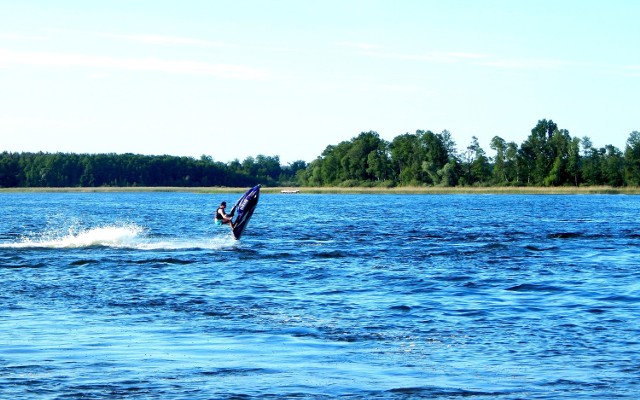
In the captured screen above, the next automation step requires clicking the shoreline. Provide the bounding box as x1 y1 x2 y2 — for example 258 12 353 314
1 186 639 194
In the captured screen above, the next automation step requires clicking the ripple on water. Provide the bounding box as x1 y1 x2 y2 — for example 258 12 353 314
1 193 640 398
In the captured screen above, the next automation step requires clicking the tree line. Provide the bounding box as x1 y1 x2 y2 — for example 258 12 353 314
0 152 305 188
1 119 639 188
300 119 640 187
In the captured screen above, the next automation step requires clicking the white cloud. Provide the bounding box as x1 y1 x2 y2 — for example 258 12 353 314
97 32 228 47
358 49 489 64
336 42 382 50
0 33 46 41
377 83 425 93
355 48 637 76
475 57 572 70
0 48 268 80
622 65 640 76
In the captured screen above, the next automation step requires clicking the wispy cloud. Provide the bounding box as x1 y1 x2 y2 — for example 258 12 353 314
336 42 382 51
0 48 268 80
353 47 637 75
477 57 640 76
358 49 489 64
475 57 574 70
377 83 425 93
336 41 490 63
97 32 228 47
41 28 230 48
0 33 47 41
623 65 640 76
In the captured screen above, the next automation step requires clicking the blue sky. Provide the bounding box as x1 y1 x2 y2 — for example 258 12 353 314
1 0 638 164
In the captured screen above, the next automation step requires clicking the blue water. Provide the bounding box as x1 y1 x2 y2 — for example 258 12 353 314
1 192 639 399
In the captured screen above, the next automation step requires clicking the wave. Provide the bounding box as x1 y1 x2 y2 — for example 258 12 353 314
0 223 235 251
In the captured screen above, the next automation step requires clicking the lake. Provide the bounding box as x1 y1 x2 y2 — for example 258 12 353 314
1 192 639 398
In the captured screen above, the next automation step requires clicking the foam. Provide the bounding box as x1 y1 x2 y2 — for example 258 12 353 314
1 223 236 250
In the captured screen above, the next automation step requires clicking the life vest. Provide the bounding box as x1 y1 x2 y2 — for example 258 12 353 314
215 206 225 220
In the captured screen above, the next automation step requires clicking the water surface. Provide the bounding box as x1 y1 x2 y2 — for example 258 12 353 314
1 192 639 398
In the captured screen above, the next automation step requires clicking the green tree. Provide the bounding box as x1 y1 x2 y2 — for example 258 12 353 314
438 129 461 186
420 130 449 185
544 129 572 186
303 132 390 186
279 160 307 185
567 137 581 186
0 152 20 187
520 119 558 185
254 155 282 185
461 136 490 185
438 160 459 187
505 141 520 184
581 137 604 185
624 131 640 186
602 145 624 187
343 131 390 182
439 129 458 161
490 136 508 184
390 133 424 185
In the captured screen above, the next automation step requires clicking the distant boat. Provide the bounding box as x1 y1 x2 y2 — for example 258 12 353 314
280 189 300 194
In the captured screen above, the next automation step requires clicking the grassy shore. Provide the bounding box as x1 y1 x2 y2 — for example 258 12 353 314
1 186 639 194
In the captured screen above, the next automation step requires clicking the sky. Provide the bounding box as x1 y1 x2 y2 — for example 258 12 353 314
1 0 639 164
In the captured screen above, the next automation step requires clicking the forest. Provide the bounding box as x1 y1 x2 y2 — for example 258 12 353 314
1 119 640 188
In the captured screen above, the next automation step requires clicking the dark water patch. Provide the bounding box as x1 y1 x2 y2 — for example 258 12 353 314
482 242 509 250
543 378 590 388
107 296 169 310
403 227 443 237
389 305 412 312
548 231 621 241
203 310 232 317
506 283 566 292
503 230 531 239
313 250 350 259
180 296 207 306
2 364 55 375
235 248 260 259
524 244 559 252
69 259 99 266
386 386 513 397
128 257 195 265
312 289 346 295
57 382 156 399
295 233 335 242
200 367 268 376
260 251 296 260
548 232 583 239
599 294 640 303
462 280 497 289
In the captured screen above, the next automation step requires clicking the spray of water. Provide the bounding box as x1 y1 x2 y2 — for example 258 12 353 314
2 223 236 250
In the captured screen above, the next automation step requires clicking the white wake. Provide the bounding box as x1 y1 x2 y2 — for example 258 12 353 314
1 223 235 250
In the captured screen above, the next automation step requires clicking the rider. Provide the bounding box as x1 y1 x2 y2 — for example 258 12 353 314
215 201 235 228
